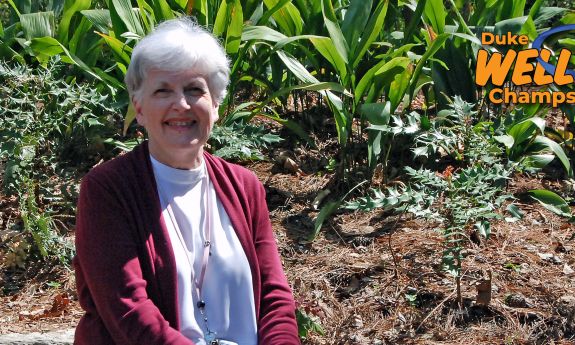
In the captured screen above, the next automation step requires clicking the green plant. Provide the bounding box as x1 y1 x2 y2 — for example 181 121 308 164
0 58 122 266
493 108 573 177
18 176 75 265
208 121 282 162
296 308 325 339
346 97 514 307
528 189 574 221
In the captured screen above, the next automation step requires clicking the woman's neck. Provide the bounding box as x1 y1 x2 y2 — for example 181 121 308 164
148 142 204 170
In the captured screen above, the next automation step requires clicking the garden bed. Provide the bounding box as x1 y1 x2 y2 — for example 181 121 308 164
1 154 574 344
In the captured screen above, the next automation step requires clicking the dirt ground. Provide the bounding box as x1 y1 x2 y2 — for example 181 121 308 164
1 147 575 344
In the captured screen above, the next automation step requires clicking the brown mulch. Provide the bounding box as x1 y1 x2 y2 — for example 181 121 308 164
1 156 575 344
259 159 575 345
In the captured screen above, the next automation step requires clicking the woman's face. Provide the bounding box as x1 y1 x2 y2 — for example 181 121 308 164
134 69 218 169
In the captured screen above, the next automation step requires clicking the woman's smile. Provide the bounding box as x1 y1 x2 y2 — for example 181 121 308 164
164 118 199 130
134 69 218 169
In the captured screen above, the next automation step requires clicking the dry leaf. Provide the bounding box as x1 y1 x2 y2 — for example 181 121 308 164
475 270 492 306
563 264 575 276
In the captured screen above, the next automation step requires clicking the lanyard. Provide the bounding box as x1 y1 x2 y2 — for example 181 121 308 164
157 168 218 343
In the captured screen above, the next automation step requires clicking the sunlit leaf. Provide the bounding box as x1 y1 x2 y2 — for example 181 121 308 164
528 189 571 217
20 12 55 40
57 0 91 44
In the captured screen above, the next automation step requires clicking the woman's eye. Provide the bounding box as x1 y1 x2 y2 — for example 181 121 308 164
154 88 171 95
185 87 205 95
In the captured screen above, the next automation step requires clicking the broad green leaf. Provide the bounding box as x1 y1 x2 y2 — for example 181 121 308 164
296 308 325 337
559 38 575 50
446 0 473 36
6 0 22 16
263 0 303 36
494 134 514 149
173 0 189 10
30 37 104 83
276 50 318 83
20 12 55 40
424 0 446 34
95 31 132 65
521 154 554 169
309 36 347 82
533 6 567 27
29 35 64 65
520 17 537 39
528 0 544 20
351 0 388 69
532 136 573 177
81 9 112 33
494 16 528 36
258 82 350 109
110 0 145 38
506 204 524 220
226 0 243 54
258 0 291 26
261 111 312 146
510 0 526 18
151 0 175 21
311 200 340 240
507 117 545 146
57 0 91 44
135 0 153 33
408 33 450 100
222 101 258 124
367 129 383 167
355 57 387 102
451 32 483 47
92 66 125 91
320 0 348 63
15 0 31 13
403 0 427 44
326 91 349 145
374 56 410 76
475 220 491 239
528 189 571 217
190 0 209 25
213 0 228 37
360 101 391 125
373 56 410 102
68 16 93 55
243 0 260 19
341 0 372 54
0 40 25 63
215 0 244 54
248 1 264 24
276 50 349 144
388 65 413 112
242 25 287 42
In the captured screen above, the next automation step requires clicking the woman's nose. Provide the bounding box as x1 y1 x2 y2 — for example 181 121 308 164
172 93 191 111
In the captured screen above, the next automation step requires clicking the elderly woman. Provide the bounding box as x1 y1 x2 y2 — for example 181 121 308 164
73 17 299 345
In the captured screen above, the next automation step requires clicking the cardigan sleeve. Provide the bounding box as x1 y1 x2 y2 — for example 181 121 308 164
250 178 301 344
75 174 194 345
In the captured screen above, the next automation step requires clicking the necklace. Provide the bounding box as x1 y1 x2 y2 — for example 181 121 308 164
157 165 218 343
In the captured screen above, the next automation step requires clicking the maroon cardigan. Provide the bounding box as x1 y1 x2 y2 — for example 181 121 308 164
73 142 299 344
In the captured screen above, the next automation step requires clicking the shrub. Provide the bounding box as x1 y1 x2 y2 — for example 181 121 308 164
0 57 121 266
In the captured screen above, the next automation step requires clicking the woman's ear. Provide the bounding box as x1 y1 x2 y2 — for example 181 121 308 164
132 95 145 126
213 103 220 121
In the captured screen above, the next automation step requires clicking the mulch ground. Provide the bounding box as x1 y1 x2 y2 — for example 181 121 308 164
1 150 575 344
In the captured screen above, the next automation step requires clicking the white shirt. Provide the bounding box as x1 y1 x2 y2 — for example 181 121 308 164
151 155 257 345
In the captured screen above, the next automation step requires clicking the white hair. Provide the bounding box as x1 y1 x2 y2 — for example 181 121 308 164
125 17 230 104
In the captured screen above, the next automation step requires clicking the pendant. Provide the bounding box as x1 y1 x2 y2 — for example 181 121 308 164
205 331 218 344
